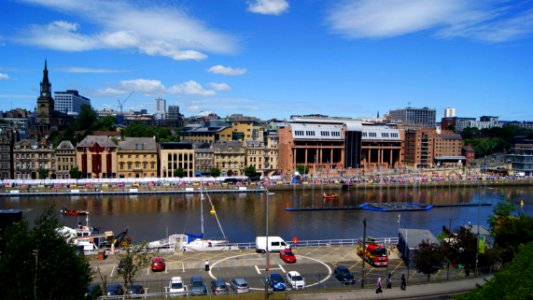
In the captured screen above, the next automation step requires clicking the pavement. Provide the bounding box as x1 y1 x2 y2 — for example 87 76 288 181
289 276 490 300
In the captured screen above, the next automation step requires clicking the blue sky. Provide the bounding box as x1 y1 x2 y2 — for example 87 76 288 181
1 0 533 121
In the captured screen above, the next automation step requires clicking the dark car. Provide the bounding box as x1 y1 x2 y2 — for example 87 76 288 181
86 284 103 299
151 256 166 272
210 279 229 295
268 273 286 291
189 275 208 296
334 266 356 285
128 284 144 297
106 284 124 296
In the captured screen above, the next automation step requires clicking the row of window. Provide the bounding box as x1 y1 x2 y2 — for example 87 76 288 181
362 132 400 138
119 162 157 170
295 130 342 137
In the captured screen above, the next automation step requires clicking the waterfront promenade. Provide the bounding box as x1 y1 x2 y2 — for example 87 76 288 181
0 175 532 197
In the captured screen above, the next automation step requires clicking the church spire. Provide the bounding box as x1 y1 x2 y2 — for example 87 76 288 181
40 60 51 96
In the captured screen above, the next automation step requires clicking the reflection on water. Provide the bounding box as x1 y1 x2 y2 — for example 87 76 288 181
1 186 532 243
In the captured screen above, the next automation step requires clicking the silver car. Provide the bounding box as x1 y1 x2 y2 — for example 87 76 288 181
230 278 250 294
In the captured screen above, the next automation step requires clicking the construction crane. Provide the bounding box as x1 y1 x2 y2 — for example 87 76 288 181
117 91 133 113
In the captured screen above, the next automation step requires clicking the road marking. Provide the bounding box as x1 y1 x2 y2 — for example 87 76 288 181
254 265 261 274
278 264 286 273
181 261 185 273
110 265 116 277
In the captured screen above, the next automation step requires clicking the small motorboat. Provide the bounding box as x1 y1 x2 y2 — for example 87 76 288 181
323 193 338 200
60 207 89 216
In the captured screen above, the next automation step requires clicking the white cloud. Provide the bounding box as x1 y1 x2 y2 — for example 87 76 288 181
208 65 247 76
119 79 166 95
208 82 231 92
247 0 289 15
0 73 9 80
17 0 238 60
95 87 128 96
326 0 533 42
169 80 216 96
61 67 123 73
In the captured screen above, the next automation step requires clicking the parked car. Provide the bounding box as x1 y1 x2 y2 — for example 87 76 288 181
286 271 305 290
210 278 229 295
334 266 356 285
189 275 208 296
128 284 144 297
106 284 124 296
230 278 250 294
86 284 102 299
269 273 286 291
151 256 166 272
280 248 297 263
169 276 186 296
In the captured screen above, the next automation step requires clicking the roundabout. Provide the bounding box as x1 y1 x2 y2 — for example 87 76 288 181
207 252 333 290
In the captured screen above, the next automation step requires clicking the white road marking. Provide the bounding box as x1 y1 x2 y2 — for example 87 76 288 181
278 264 286 273
254 265 261 274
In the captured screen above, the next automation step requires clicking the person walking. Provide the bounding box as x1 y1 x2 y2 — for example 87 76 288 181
204 259 210 271
386 273 392 289
401 274 406 291
376 276 383 294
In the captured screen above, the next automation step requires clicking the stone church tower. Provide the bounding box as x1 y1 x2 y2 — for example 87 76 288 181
36 60 55 126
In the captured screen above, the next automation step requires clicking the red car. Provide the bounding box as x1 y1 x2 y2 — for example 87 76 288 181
151 257 166 272
279 249 296 263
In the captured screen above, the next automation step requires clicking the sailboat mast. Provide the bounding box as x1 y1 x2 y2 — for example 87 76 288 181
200 181 204 237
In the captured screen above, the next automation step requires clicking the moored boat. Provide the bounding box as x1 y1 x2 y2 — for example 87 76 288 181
60 207 89 216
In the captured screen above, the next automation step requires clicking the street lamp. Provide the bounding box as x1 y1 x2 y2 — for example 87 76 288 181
263 188 276 299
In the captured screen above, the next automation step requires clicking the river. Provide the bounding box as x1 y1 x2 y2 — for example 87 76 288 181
1 185 532 243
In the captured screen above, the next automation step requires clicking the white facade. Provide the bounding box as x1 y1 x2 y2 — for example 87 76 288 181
54 90 90 115
444 107 456 118
155 98 166 120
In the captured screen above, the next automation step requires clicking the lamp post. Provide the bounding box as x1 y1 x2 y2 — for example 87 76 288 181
265 187 270 299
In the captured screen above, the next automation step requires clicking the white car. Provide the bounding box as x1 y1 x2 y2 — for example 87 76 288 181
169 276 186 296
286 271 305 290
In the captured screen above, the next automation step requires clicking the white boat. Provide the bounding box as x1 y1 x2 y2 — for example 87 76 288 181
56 214 103 253
148 184 230 252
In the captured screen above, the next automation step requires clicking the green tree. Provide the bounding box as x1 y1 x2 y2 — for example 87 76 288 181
492 214 533 263
118 243 151 295
414 240 444 281
37 167 49 179
123 122 156 138
0 208 91 299
76 104 98 131
210 167 221 177
174 167 185 178
69 166 85 179
488 200 515 230
296 165 309 175
244 165 257 179
457 241 533 300
94 115 117 131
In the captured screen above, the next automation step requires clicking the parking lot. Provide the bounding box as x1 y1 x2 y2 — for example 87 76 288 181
89 245 470 296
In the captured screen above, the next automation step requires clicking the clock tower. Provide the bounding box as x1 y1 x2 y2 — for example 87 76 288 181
36 60 55 125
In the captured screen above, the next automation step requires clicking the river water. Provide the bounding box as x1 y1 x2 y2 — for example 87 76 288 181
1 185 532 243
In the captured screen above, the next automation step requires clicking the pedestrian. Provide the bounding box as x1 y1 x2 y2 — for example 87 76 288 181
401 274 406 291
204 259 209 271
376 276 382 294
386 273 392 289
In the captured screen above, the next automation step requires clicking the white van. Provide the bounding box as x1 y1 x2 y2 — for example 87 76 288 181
255 236 290 253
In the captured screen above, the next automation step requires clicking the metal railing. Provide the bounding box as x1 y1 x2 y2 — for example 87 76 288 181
227 237 399 250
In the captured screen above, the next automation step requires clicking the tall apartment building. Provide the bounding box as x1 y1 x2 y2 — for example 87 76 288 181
508 137 533 175
388 107 436 129
54 90 90 115
155 98 166 120
444 107 456 118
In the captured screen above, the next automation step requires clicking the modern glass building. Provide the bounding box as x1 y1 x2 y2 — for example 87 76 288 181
508 137 533 175
54 90 90 115
388 107 436 128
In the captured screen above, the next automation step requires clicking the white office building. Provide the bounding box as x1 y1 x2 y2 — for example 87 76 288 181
54 90 90 115
155 98 166 120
